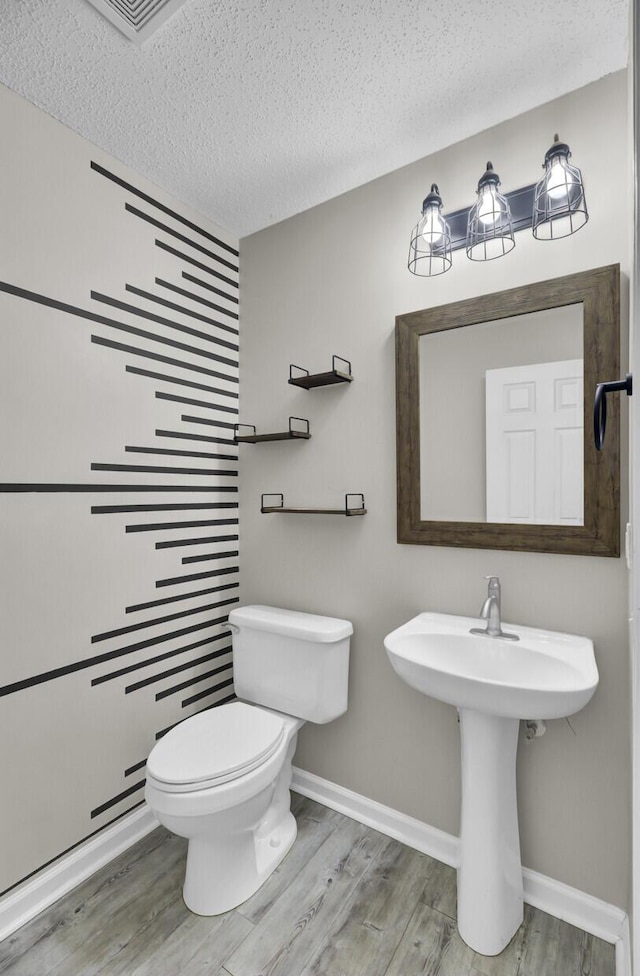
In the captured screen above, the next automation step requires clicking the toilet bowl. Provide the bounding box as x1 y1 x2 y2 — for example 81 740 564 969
144 605 352 915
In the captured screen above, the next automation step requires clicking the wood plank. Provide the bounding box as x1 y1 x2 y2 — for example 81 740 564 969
225 817 387 976
130 910 253 976
299 838 429 976
420 856 458 919
5 836 187 976
384 899 476 976
0 828 171 973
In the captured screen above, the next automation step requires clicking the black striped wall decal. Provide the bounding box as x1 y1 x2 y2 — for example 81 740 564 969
156 566 239 588
156 533 238 549
181 271 239 305
155 240 238 278
126 446 236 461
0 155 241 894
156 660 233 701
154 429 235 447
156 277 239 319
126 518 239 534
125 204 239 273
125 646 232 693
125 581 238 613
125 284 239 334
127 365 238 393
91 291 238 351
90 161 239 257
183 676 234 708
91 597 239 644
92 334 236 383
92 632 232 685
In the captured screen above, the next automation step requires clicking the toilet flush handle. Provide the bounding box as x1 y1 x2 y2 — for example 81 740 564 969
228 622 240 635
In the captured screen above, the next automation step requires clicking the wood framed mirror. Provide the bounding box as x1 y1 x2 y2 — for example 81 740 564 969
395 264 621 555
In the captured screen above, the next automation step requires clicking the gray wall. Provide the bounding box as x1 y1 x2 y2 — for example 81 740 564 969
0 83 238 895
239 71 631 910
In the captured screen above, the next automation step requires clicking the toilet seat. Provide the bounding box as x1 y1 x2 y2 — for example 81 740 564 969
147 702 285 793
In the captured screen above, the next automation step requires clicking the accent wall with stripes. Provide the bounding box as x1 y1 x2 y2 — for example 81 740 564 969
0 82 239 894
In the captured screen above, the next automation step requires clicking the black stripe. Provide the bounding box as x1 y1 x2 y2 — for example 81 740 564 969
182 676 234 708
155 693 236 740
125 285 239 335
0 280 237 369
156 278 239 320
91 780 146 819
126 582 238 613
154 239 238 287
94 502 238 515
182 550 239 565
181 416 236 431
0 619 229 697
90 463 238 476
155 429 235 446
92 597 238 643
156 566 238 588
127 647 231 694
156 534 238 549
126 365 239 392
0 484 236 495
90 161 239 256
91 291 239 351
182 272 239 305
157 391 239 411
126 446 236 461
124 760 147 777
94 308 239 368
157 660 233 701
92 633 231 685
182 414 239 431
92 335 236 383
126 517 239 534
126 204 239 273
0 800 145 899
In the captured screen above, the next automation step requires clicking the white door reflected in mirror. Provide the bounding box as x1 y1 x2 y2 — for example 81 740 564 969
419 303 584 524
485 359 583 524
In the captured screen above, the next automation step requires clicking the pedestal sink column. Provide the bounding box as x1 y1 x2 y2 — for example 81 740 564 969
457 708 523 956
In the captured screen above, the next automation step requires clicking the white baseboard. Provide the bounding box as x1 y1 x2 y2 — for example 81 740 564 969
291 767 630 975
0 804 158 942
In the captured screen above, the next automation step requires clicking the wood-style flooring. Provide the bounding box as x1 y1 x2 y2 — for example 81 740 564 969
0 794 616 976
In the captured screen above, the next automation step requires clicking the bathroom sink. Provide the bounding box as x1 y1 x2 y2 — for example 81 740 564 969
384 609 598 957
384 612 598 719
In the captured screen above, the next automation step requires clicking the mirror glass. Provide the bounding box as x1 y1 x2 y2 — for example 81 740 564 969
395 265 621 556
419 304 583 524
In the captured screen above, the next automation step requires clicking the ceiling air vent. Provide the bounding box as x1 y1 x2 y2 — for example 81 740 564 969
85 0 189 44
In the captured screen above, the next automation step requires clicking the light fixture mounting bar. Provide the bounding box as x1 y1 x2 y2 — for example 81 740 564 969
445 183 536 251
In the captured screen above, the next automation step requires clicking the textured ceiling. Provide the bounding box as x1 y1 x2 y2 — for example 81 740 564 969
1 0 629 237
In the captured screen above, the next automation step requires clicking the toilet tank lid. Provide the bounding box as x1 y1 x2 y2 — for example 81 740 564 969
229 605 353 642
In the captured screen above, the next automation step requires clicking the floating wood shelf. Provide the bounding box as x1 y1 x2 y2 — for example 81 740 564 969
261 493 366 516
234 418 310 443
288 355 353 389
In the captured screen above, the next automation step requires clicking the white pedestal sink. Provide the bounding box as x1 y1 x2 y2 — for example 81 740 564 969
384 612 598 956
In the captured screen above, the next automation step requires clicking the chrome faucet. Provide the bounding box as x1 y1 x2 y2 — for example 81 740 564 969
470 576 519 641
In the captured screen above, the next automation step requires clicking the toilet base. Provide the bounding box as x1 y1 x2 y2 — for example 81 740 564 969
183 809 297 915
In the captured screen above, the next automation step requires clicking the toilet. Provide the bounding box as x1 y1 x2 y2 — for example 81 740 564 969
144 605 352 916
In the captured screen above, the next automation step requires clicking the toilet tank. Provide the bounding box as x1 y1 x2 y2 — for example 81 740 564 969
229 605 352 723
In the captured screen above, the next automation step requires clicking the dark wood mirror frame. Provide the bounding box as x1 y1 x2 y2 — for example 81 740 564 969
396 264 621 556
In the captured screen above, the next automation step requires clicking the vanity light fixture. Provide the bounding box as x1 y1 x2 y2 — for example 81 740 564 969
408 184 453 276
408 137 588 277
466 162 515 262
532 135 588 240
